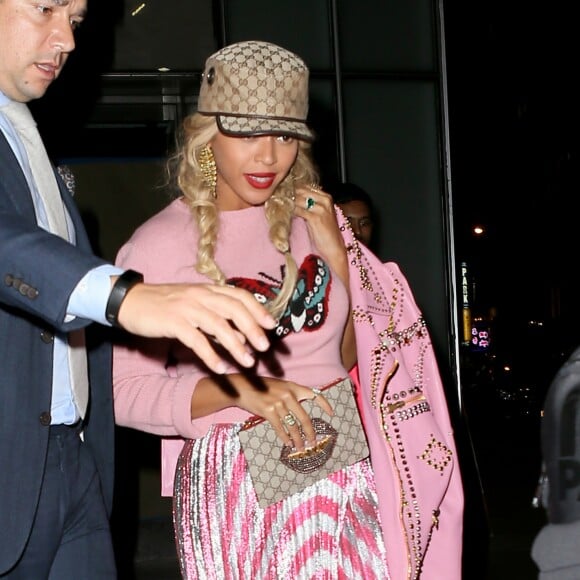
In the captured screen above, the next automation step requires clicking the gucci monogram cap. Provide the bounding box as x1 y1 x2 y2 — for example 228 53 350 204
197 40 313 142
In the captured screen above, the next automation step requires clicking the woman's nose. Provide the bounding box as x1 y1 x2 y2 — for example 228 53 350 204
255 137 277 164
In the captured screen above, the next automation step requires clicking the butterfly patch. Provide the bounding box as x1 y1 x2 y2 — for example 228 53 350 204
228 254 331 337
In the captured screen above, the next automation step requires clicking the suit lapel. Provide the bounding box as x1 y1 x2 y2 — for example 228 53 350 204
0 131 37 218
0 131 91 253
55 168 92 252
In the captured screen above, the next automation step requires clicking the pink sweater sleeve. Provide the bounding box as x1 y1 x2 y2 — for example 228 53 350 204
113 329 211 439
112 222 217 439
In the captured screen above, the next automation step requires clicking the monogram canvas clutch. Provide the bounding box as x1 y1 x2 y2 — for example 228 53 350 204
238 377 370 508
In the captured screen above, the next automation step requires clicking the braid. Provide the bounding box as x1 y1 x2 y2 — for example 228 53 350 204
170 114 225 284
264 140 318 319
169 114 319 319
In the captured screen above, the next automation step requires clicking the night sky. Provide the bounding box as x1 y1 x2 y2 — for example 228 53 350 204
444 3 580 343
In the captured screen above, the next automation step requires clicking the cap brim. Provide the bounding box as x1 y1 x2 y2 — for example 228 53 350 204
215 114 314 142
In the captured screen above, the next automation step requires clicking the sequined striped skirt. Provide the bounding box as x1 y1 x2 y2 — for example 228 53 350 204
173 423 389 579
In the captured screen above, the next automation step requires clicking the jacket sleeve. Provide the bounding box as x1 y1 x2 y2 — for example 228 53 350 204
0 209 108 331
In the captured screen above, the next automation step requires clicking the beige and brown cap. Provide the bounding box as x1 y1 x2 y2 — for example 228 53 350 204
197 40 313 142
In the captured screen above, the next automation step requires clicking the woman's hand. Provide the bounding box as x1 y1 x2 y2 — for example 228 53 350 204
294 185 357 370
192 374 334 450
293 186 348 279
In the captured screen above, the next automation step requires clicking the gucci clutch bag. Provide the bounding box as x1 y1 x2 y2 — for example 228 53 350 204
238 377 370 508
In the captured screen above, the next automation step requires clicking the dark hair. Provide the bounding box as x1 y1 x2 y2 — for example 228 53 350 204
331 182 374 209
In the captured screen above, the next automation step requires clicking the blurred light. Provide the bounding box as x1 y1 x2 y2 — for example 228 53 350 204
473 225 485 235
131 3 146 16
158 67 171 72
503 366 511 372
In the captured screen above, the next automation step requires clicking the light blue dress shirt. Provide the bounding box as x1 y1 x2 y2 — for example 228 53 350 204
0 91 123 424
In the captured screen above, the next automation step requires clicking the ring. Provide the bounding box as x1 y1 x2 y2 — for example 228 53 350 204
283 412 297 427
311 388 322 399
306 197 316 211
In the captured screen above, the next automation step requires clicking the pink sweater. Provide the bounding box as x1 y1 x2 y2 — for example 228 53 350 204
113 200 463 578
113 198 350 440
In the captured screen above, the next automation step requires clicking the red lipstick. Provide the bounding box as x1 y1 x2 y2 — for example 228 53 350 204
244 173 276 189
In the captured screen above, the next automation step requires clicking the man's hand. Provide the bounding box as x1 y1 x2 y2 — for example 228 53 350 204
116 282 276 374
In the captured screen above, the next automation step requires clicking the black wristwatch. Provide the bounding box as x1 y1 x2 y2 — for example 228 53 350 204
105 269 144 327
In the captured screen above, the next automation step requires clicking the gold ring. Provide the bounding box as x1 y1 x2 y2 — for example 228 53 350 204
311 388 322 399
283 412 297 427
306 197 316 210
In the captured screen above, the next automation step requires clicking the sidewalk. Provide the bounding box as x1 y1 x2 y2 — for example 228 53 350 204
134 517 180 580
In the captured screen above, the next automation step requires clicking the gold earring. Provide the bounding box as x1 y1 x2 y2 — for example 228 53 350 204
199 145 217 198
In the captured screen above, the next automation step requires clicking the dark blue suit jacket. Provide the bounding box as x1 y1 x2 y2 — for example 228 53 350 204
0 133 115 573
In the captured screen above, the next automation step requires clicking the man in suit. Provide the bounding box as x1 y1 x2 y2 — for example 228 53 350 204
0 0 276 577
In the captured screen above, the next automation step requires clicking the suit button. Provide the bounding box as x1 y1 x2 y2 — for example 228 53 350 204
40 330 54 343
19 283 30 296
4 274 13 286
39 412 52 426
27 287 39 299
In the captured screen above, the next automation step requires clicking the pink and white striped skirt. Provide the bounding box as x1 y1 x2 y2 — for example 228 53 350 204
173 423 390 579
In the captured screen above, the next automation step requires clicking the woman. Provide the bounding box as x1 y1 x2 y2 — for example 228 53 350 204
113 40 463 579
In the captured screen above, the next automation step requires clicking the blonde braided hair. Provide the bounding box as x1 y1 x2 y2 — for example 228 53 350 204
168 113 319 320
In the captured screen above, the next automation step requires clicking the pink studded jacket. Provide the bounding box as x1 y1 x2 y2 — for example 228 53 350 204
339 206 464 580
